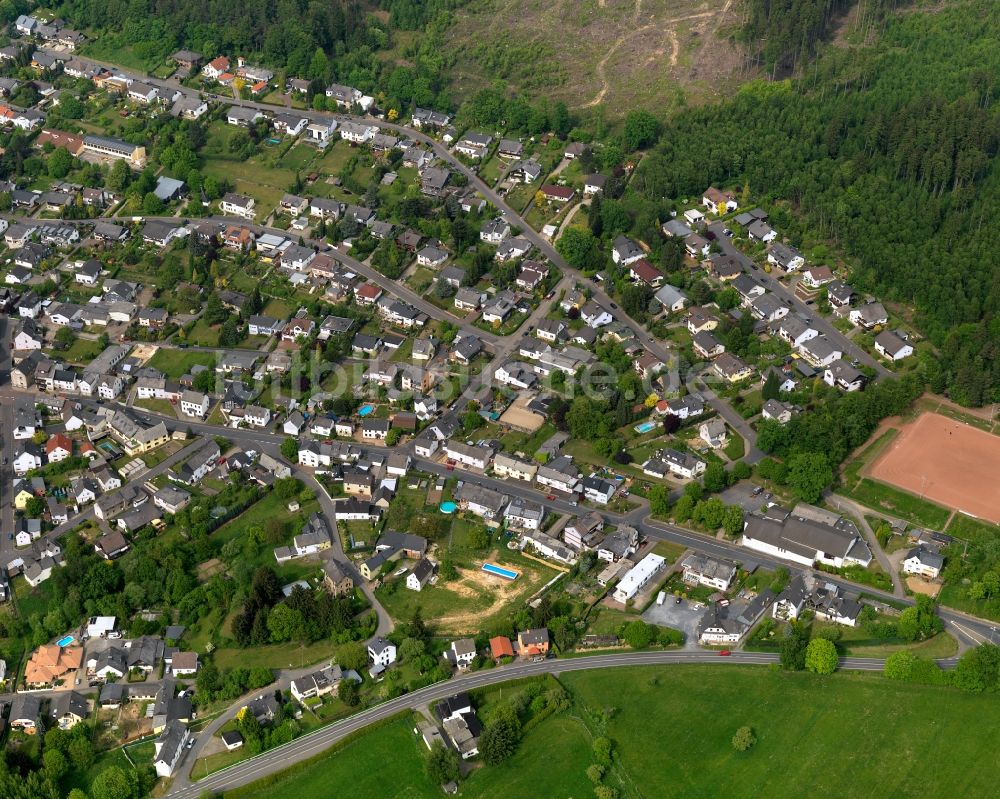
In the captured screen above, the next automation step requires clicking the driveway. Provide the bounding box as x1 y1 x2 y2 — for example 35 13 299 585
642 597 706 650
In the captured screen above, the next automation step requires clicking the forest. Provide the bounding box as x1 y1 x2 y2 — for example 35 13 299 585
740 0 910 73
632 0 1000 405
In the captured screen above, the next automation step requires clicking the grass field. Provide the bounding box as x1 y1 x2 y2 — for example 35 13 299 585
60 336 104 364
226 714 438 799
842 477 953 530
562 665 1000 798
146 348 217 378
946 513 1000 543
227 664 1000 799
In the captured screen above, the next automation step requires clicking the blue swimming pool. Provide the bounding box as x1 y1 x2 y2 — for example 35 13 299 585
56 635 75 647
634 421 657 434
482 563 519 580
358 404 375 417
440 501 458 514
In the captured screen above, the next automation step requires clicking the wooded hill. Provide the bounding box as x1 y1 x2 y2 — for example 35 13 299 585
634 0 1000 404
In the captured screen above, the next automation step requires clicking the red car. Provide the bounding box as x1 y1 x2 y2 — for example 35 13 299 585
545 494 556 501
719 650 732 657
446 463 455 471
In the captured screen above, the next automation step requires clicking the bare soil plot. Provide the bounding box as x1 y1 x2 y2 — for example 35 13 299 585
445 0 745 112
906 577 941 598
868 412 1000 525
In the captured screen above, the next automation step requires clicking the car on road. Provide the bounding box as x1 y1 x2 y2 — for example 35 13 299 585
609 302 618 309
186 737 196 749
719 650 731 656
751 486 763 496
723 228 733 237
545 494 556 501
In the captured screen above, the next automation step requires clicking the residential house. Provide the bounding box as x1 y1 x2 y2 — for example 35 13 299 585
874 330 914 361
762 399 795 424
406 558 435 591
824 360 866 392
702 187 737 214
654 283 688 313
612 235 645 265
368 637 396 668
505 498 546 531
681 553 737 591
850 302 888 329
220 192 255 220
517 629 549 657
712 352 753 383
903 545 943 580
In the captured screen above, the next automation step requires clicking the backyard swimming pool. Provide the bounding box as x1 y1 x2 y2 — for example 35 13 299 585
56 635 75 647
358 404 375 417
440 501 457 514
482 563 519 580
634 421 658 434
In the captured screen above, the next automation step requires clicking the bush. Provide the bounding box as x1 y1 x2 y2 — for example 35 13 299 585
732 725 757 752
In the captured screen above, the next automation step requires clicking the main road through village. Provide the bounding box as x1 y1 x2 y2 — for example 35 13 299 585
12 51 986 796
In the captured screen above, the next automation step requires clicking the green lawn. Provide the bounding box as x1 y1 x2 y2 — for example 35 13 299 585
723 431 745 461
60 337 104 365
133 397 177 417
212 637 341 672
263 297 296 320
226 664 1000 799
561 665 1000 798
946 513 1000 543
225 714 439 799
841 478 952 530
184 319 222 347
147 348 217 378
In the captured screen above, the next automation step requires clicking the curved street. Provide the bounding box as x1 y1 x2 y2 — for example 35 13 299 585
166 649 910 797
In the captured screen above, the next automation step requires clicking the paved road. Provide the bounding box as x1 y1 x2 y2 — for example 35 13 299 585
706 222 889 379
827 492 904 597
47 57 763 455
72 395 1000 644
0 318 14 556
167 648 905 797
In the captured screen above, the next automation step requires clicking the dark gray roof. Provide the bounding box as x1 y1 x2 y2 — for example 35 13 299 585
743 513 858 562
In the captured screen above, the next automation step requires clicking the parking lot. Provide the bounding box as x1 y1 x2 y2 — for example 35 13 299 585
719 480 773 514
642 595 706 650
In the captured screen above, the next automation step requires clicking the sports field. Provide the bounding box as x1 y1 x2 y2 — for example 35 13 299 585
868 412 1000 525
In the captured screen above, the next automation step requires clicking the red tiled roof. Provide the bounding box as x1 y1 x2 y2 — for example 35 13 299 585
489 636 514 659
356 283 382 299
540 184 575 200
45 433 72 454
630 258 663 285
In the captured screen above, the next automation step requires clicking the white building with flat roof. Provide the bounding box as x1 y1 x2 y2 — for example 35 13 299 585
612 553 665 604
